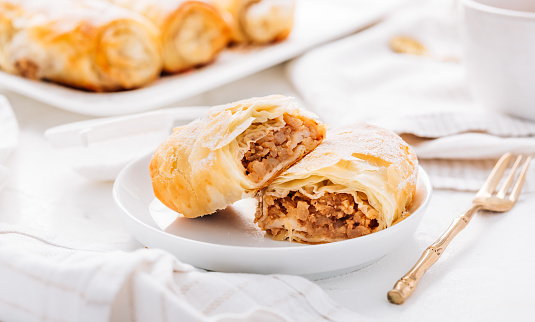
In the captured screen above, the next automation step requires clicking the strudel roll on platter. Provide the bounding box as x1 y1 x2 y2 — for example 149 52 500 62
0 0 162 92
255 124 418 244
150 95 326 218
209 0 294 44
106 0 230 73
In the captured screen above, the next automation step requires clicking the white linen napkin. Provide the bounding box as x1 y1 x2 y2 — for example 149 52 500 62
0 224 361 322
286 0 535 192
0 95 18 191
373 111 535 192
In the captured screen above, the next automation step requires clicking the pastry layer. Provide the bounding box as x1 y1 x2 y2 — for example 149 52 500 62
150 95 326 218
209 0 294 44
0 0 162 91
255 123 418 244
241 0 294 43
106 0 230 73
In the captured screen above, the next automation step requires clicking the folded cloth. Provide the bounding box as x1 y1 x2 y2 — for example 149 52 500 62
373 111 535 192
286 0 535 192
0 224 361 322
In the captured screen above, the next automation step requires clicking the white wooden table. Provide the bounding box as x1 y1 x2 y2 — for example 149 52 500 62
1 64 533 321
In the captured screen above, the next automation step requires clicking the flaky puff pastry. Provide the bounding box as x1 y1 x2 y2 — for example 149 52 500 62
106 0 230 73
255 124 418 244
0 0 162 92
150 95 326 218
209 0 294 44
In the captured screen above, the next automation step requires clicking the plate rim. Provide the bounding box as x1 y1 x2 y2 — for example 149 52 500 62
113 152 433 253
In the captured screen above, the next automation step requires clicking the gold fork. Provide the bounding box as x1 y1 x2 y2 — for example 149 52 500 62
387 153 532 305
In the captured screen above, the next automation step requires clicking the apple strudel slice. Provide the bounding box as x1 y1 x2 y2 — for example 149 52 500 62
255 123 418 244
150 95 326 218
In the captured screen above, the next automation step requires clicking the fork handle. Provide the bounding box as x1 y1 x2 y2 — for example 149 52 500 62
387 204 482 305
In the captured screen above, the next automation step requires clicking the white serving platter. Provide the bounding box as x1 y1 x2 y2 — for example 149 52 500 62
0 0 403 116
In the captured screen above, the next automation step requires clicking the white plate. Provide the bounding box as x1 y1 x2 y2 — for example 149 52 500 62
0 0 403 117
113 153 432 279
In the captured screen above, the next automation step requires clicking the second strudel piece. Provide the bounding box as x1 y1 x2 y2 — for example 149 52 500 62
255 123 419 244
150 95 326 218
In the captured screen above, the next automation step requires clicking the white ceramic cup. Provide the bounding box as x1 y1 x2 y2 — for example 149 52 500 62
459 0 535 121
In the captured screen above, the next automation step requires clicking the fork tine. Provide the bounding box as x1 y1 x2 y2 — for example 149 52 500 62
496 155 523 199
509 156 532 202
477 153 512 197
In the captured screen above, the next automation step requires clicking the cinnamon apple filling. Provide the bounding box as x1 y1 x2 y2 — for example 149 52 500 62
258 191 380 243
241 113 322 183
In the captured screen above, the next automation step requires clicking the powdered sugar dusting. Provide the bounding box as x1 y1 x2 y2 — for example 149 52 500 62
6 0 152 31
284 123 418 190
195 151 216 169
151 94 325 217
200 94 317 150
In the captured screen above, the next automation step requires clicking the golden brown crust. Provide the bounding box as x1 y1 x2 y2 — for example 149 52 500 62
150 95 326 218
107 0 231 73
161 1 230 72
0 0 162 92
209 0 294 44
